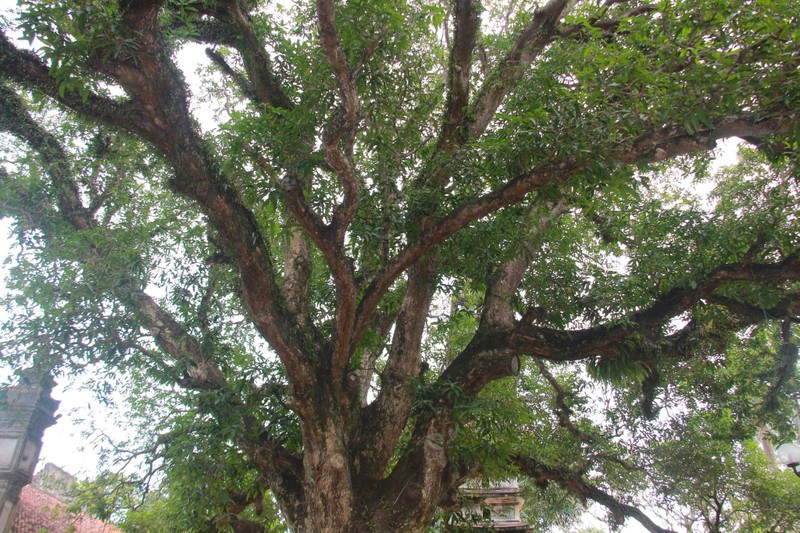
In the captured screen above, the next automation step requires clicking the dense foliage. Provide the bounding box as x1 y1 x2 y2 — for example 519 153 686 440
1 0 799 530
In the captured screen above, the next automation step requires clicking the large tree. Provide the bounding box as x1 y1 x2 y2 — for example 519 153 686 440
0 0 799 530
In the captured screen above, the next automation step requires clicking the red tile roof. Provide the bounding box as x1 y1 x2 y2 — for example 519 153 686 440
12 485 121 533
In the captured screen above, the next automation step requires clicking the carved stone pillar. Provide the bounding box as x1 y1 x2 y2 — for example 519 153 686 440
0 371 59 533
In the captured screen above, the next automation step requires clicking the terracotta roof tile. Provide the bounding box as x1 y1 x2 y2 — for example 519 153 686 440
12 485 122 533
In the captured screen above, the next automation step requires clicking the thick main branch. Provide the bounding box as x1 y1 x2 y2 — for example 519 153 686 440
1 9 316 398
510 253 800 362
439 0 480 151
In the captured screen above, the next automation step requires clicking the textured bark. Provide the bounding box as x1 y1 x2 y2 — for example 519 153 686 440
439 0 480 151
357 256 438 478
283 229 312 319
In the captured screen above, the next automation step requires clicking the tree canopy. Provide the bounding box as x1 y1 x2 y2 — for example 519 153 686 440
0 0 799 531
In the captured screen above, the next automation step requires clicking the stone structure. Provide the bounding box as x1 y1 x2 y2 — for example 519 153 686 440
0 372 59 533
455 479 531 531
32 463 76 503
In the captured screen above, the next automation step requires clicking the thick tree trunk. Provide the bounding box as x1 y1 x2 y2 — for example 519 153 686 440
276 451 446 532
284 491 442 533
298 425 354 532
269 400 451 532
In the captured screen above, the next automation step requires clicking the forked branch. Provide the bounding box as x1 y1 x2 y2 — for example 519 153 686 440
0 33 136 134
2 6 317 398
317 0 361 240
355 111 794 349
481 197 570 328
314 0 363 378
469 0 572 139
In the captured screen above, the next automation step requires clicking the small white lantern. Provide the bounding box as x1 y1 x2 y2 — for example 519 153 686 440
776 443 800 476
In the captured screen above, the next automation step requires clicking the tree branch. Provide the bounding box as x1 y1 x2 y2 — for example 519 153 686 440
352 310 396 407
614 113 793 165
352 0 482 470
116 3 320 395
314 0 362 380
510 253 800 362
706 294 800 325
205 47 257 101
534 358 592 443
2 9 317 403
414 0 572 194
480 197 570 328
355 110 794 349
244 151 327 345
0 83 94 230
315 0 361 250
217 1 362 393
0 32 138 133
438 0 480 151
218 0 293 109
0 84 226 390
185 19 240 47
282 228 312 320
468 0 572 139
427 248 800 404
514 455 676 533
355 156 582 347
557 5 656 40
357 256 438 478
